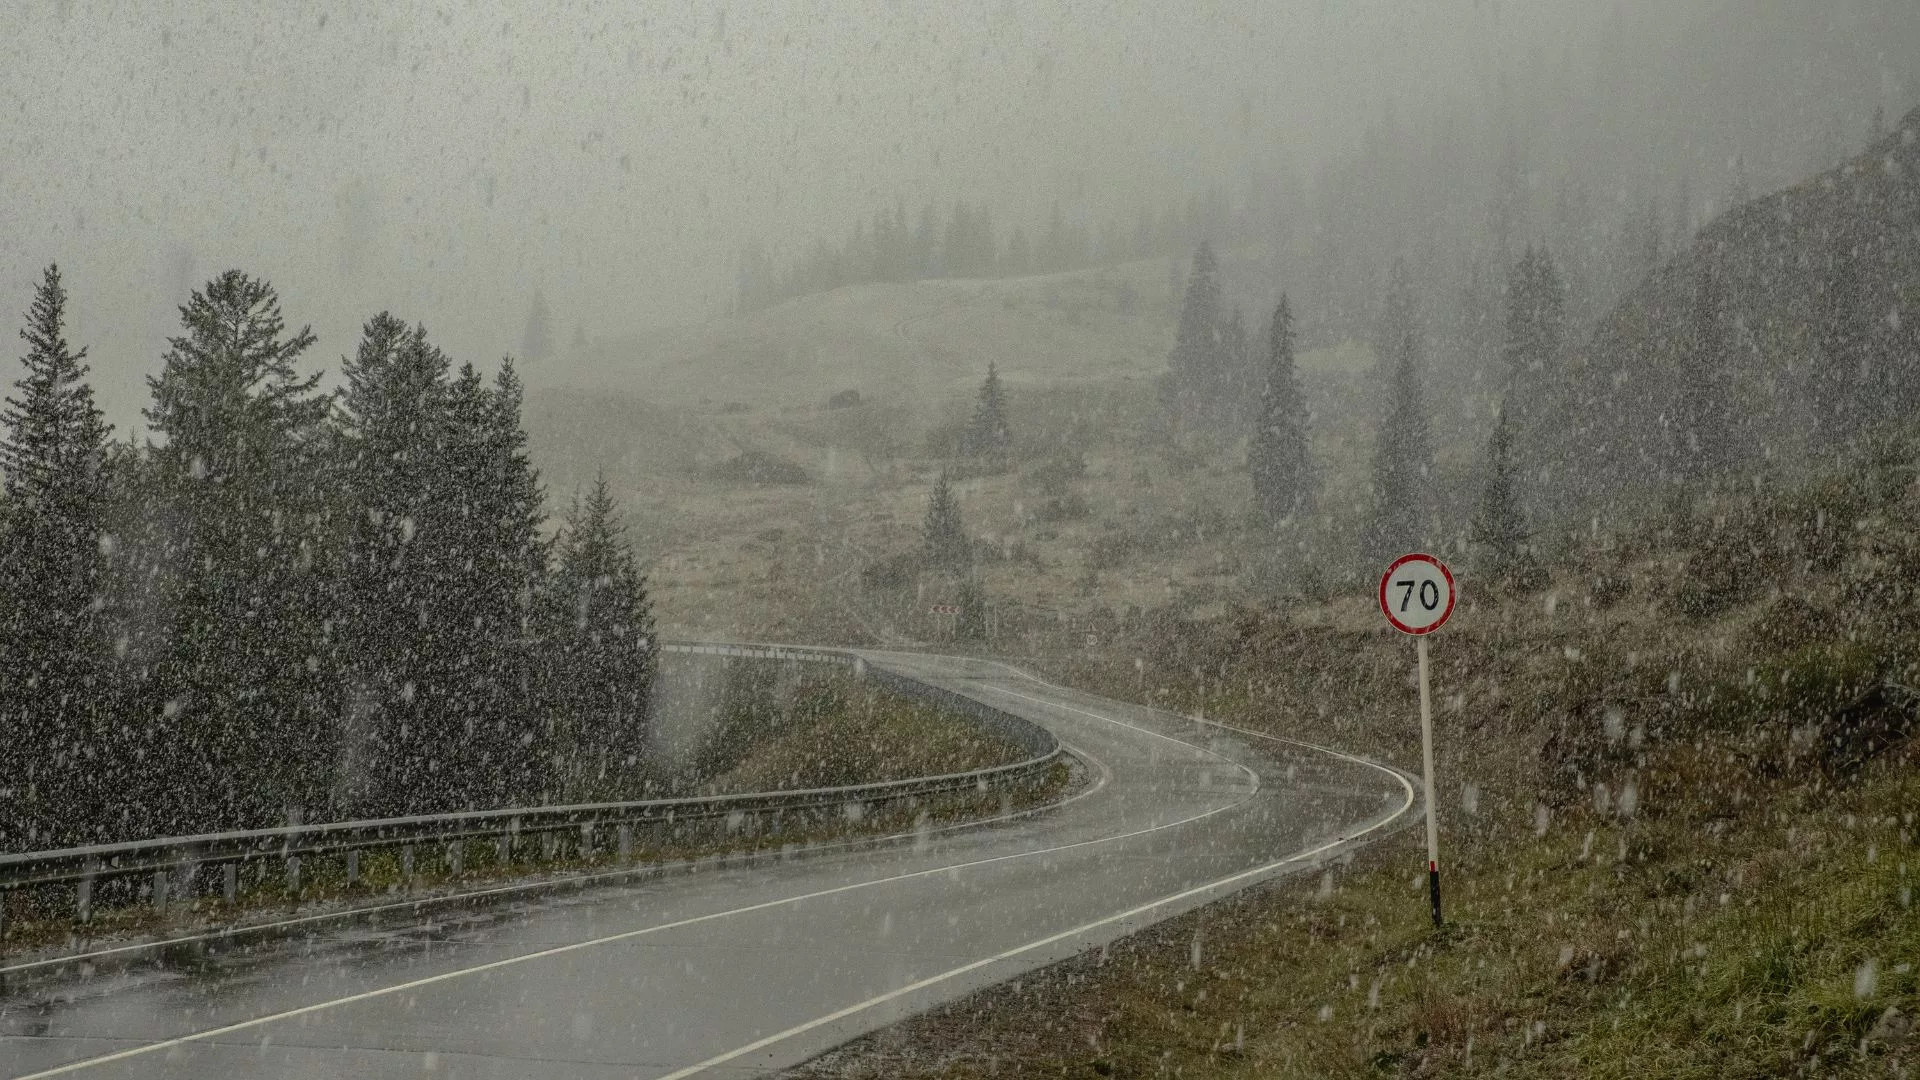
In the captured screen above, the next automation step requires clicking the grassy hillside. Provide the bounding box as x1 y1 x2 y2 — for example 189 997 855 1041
519 251 1410 642
794 442 1920 1079
1566 104 1920 515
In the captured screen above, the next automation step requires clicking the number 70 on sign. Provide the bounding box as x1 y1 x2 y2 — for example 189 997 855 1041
1378 553 1455 635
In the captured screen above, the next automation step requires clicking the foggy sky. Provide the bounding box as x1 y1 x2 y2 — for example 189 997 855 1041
1 1 1911 426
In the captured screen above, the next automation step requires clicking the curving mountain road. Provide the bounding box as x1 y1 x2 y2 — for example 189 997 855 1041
0 650 1413 1079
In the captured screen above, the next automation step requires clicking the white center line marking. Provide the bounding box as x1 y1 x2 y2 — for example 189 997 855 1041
653 773 1413 1079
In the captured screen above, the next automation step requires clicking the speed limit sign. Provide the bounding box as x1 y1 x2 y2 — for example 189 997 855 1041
1378 551 1456 929
1378 553 1455 635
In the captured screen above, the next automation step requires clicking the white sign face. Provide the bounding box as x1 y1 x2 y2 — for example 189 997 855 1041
1378 553 1456 635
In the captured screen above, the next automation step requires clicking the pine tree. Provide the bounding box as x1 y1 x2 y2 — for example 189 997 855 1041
142 270 337 832
545 472 656 801
1373 258 1418 374
335 313 460 816
913 202 939 279
956 578 987 640
965 362 1010 456
1726 156 1755 210
520 289 552 364
435 359 550 808
1811 239 1874 453
1045 201 1069 273
1247 295 1312 527
1501 246 1567 425
1005 227 1031 276
1471 405 1539 587
0 264 114 848
922 472 969 571
1218 306 1252 418
1167 242 1223 422
1670 265 1736 487
1366 308 1434 562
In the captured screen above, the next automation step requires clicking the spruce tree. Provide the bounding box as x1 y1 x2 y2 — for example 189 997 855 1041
922 471 969 571
1671 265 1736 488
1247 295 1312 527
1502 247 1567 414
1005 227 1031 275
1167 242 1223 423
1218 306 1252 419
1811 239 1873 452
520 290 552 365
142 270 337 831
1373 258 1418 374
965 362 1010 456
335 313 459 816
956 578 988 640
545 473 656 801
1366 292 1434 561
436 359 550 808
1471 405 1539 587
0 264 114 848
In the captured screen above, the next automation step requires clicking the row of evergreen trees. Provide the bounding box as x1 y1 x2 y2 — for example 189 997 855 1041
0 266 656 852
1214 241 1574 585
736 189 1241 312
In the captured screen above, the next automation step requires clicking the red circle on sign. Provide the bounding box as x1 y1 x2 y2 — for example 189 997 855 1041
1377 553 1456 636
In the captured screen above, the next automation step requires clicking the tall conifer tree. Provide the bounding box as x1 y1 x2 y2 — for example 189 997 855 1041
1167 242 1223 422
1471 405 1539 587
142 270 337 831
1366 286 1434 561
435 359 550 807
1671 265 1736 487
966 362 1010 456
0 265 114 847
336 313 460 815
922 472 969 572
1247 296 1312 527
545 473 656 800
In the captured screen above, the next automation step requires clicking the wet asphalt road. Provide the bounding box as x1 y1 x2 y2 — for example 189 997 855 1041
0 650 1412 1079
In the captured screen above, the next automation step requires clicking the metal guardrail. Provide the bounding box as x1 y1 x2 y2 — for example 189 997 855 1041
0 642 1062 938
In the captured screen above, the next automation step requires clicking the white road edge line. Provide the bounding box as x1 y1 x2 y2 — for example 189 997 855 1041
10 697 1253 1077
652 766 1414 1079
970 683 1262 793
976 655 1422 788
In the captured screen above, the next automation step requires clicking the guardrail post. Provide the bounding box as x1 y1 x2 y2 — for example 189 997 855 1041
77 857 98 923
541 830 557 862
617 823 633 864
447 841 463 878
580 823 595 859
401 845 415 892
500 816 519 865
346 849 360 887
223 862 238 904
152 868 168 914
285 855 301 897
176 857 198 905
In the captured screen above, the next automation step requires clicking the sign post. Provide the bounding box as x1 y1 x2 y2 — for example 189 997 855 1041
1378 552 1456 929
